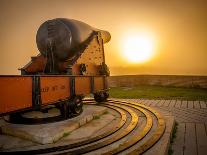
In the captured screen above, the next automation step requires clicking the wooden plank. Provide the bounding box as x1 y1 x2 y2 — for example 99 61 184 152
196 123 207 155
181 100 188 108
135 99 141 102
157 100 165 107
146 100 154 106
144 100 151 106
149 100 158 107
185 123 197 155
147 100 153 106
168 100 176 108
155 100 161 106
138 99 144 104
134 99 141 103
146 100 152 106
160 100 165 106
152 100 160 107
188 101 194 108
194 101 201 109
163 100 171 107
129 99 137 103
139 99 147 105
175 100 182 108
200 101 207 109
172 123 185 155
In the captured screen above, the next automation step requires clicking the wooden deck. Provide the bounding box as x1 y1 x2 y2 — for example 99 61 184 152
118 99 207 155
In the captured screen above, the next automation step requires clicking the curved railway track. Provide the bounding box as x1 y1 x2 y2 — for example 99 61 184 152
1 99 166 155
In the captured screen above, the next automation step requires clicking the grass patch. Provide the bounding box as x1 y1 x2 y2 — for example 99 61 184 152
103 111 109 115
93 115 100 120
168 121 178 155
168 147 173 155
63 132 70 137
109 85 207 100
53 132 71 143
171 122 178 143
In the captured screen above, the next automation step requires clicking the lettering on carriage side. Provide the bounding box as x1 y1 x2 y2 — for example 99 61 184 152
41 85 66 92
60 85 65 89
52 85 58 91
41 87 49 92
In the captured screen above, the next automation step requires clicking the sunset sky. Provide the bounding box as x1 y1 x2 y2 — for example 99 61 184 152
0 0 207 75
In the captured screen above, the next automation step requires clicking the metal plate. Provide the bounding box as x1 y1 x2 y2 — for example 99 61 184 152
94 76 104 92
0 76 33 115
75 77 91 95
40 77 70 105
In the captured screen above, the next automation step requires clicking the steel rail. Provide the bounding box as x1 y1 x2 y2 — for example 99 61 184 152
1 99 166 155
1 104 126 154
110 100 166 155
101 100 153 154
79 99 165 155
55 103 138 155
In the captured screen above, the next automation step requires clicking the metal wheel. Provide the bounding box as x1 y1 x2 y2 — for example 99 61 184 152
70 96 83 115
104 92 109 100
94 91 109 103
59 101 70 118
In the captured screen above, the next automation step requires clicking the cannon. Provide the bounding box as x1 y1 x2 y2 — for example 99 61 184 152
0 18 111 123
37 18 110 61
21 18 110 75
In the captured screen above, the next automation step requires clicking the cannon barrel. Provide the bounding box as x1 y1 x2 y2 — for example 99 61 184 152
36 18 111 61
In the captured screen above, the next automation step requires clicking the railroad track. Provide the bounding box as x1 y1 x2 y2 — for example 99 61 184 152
1 99 166 154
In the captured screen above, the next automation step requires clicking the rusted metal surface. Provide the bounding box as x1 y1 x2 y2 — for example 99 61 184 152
22 32 108 75
21 55 46 74
0 75 107 116
75 77 91 95
40 76 70 105
73 36 104 75
0 76 33 115
94 76 104 92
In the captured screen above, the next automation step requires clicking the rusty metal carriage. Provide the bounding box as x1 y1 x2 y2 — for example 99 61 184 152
0 18 111 119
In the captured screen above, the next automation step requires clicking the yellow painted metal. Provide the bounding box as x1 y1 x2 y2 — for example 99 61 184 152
65 102 139 154
111 100 166 155
105 100 153 154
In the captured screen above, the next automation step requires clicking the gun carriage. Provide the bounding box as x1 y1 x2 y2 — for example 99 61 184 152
0 18 110 122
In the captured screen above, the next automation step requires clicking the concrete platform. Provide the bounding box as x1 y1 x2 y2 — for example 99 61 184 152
0 105 107 144
0 100 175 154
143 111 175 155
0 106 118 152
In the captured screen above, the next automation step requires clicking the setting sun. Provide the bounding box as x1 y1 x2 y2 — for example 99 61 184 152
122 33 155 63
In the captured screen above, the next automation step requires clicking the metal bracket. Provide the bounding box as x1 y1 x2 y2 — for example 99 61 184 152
32 76 41 110
103 76 107 90
70 77 75 96
90 76 94 93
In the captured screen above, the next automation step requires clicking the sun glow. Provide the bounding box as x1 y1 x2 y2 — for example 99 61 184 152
122 32 155 63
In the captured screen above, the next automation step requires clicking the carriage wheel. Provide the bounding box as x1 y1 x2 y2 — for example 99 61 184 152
70 96 83 115
94 91 109 103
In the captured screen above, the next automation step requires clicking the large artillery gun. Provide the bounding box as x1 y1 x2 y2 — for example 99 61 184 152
22 18 110 75
0 18 111 123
